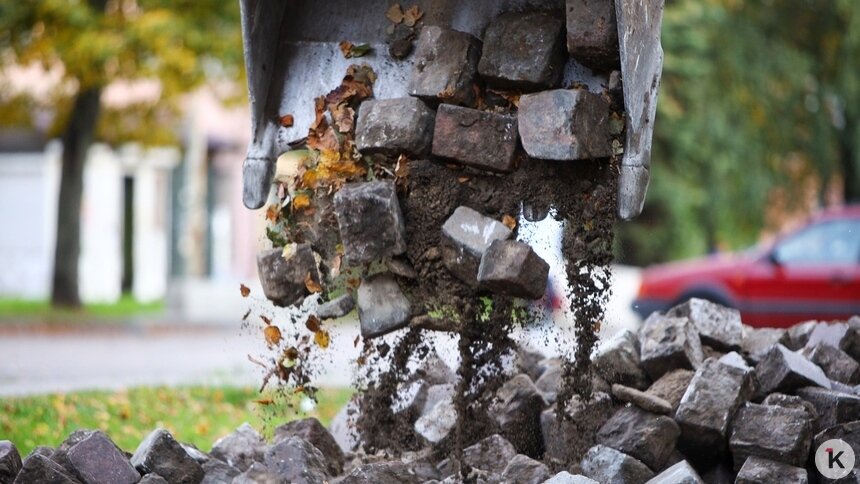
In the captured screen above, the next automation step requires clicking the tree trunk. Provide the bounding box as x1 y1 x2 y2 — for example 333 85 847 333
840 116 859 203
51 87 102 308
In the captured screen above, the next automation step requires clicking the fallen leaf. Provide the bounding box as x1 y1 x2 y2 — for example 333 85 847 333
502 214 517 230
260 315 272 325
330 254 342 277
386 3 404 23
395 155 410 178
255 398 275 405
403 5 423 27
347 278 361 289
304 272 322 293
240 284 251 297
314 330 331 348
284 347 299 360
264 325 282 346
339 40 372 59
357 355 367 366
279 114 294 127
458 176 470 183
305 315 321 333
265 205 280 222
295 386 305 394
292 193 312 210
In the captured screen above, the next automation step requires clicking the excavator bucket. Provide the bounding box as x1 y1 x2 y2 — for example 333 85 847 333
238 0 664 220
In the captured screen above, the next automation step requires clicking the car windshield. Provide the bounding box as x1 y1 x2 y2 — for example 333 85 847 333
772 219 860 265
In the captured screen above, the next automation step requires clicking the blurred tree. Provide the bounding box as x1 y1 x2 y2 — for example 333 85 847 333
0 0 242 307
617 0 860 266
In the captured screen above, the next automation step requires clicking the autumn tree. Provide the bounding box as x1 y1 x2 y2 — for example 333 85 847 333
0 0 242 307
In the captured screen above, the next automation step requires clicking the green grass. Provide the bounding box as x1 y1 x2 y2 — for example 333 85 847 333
0 294 164 323
0 386 354 456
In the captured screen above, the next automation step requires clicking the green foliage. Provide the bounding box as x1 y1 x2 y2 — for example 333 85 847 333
617 0 860 265
0 386 353 456
0 0 243 144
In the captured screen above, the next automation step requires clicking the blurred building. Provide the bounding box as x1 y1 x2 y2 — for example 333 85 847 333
0 88 265 323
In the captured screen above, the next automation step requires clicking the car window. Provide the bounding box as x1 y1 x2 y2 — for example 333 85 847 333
773 219 860 266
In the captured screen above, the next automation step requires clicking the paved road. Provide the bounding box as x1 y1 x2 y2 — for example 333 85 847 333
0 266 640 397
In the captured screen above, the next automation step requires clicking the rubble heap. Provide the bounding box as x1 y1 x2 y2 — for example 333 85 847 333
6 301 860 483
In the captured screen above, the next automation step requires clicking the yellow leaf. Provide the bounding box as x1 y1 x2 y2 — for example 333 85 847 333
239 284 251 298
314 330 331 348
304 272 322 293
502 214 517 230
292 193 312 210
264 325 282 346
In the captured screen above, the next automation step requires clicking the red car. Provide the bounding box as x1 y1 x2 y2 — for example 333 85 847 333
633 205 860 327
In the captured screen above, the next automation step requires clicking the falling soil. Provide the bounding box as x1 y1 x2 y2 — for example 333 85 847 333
251 37 620 475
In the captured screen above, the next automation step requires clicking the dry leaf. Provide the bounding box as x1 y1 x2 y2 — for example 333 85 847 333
357 355 367 366
292 193 312 210
353 335 360 347
386 3 404 23
240 284 251 297
279 114 294 127
264 325 282 346
265 204 280 222
260 315 272 325
314 330 331 348
305 315 321 333
255 398 275 405
347 278 361 289
394 155 410 178
403 5 423 27
284 347 299 360
502 214 517 230
304 272 322 293
339 40 372 59
330 254 342 278
458 176 470 183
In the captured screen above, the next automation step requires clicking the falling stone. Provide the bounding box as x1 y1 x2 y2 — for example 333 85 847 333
478 12 566 91
357 273 411 338
355 98 435 157
256 244 318 308
415 400 457 445
440 206 512 286
408 26 482 106
477 240 549 300
317 294 355 320
333 181 407 265
518 89 611 161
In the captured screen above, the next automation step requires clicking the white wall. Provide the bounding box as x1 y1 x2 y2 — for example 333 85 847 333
0 142 178 303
